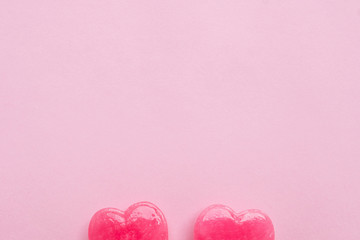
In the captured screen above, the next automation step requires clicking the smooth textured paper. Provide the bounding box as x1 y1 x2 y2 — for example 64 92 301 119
1 1 360 240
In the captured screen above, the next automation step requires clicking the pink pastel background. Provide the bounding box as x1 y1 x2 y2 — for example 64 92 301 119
1 1 360 239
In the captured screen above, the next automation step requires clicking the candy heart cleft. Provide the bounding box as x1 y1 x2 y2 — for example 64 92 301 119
89 202 168 240
194 204 275 240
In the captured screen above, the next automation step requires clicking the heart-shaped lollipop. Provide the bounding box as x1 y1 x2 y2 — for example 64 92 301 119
88 202 168 240
194 205 275 240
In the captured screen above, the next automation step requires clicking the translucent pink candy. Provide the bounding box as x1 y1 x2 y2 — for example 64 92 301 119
194 205 275 240
88 202 168 240
88 202 274 240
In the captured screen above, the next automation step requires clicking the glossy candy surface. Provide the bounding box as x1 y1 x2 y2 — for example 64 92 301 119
89 202 168 240
194 205 274 240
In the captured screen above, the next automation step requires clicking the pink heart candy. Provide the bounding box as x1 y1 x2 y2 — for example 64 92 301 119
194 205 275 240
88 202 168 240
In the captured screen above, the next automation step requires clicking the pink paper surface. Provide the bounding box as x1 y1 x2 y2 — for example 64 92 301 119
1 1 360 239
